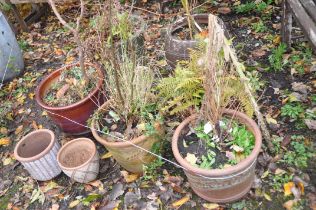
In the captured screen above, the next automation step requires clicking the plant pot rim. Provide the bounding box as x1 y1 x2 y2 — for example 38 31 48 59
57 138 96 170
35 62 103 110
167 14 209 43
172 109 262 177
91 100 150 148
14 129 55 162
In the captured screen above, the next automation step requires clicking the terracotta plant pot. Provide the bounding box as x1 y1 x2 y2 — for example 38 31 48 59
35 62 104 135
14 129 61 181
91 101 164 174
57 138 99 183
165 14 228 68
172 109 262 203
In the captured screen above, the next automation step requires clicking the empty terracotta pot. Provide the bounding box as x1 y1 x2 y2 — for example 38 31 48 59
35 62 104 135
172 109 262 203
14 129 61 181
57 138 99 183
91 101 164 174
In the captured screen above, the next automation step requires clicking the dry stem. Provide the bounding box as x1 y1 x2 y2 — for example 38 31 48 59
48 0 88 82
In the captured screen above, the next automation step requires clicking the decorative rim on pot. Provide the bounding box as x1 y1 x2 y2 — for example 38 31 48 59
172 109 262 177
35 62 103 110
91 100 155 148
14 129 56 162
57 138 97 170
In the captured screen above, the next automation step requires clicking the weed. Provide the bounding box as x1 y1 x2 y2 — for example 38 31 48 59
289 46 313 75
269 173 293 190
268 43 287 71
252 20 268 33
18 40 29 51
281 102 304 121
142 142 164 180
235 0 272 14
281 140 313 168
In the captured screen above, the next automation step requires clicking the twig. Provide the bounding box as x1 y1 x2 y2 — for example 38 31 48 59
48 0 87 81
208 14 273 152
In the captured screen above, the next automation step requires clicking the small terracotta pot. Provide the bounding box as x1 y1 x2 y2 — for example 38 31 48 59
57 138 99 183
172 109 262 203
35 62 104 135
14 129 61 181
165 14 229 68
91 101 164 174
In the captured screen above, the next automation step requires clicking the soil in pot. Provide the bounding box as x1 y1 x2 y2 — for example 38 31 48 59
61 148 93 168
43 66 98 107
178 117 255 170
94 109 153 142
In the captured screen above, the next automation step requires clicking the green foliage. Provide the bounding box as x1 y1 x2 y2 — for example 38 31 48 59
270 173 293 190
109 12 132 43
18 40 29 51
235 0 272 14
289 46 313 74
200 150 216 169
0 101 12 126
157 45 254 116
281 137 313 168
268 43 287 71
143 141 164 180
230 123 255 156
281 102 304 120
0 2 11 11
251 20 267 33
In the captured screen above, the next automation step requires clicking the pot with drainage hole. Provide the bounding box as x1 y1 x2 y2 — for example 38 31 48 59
14 129 61 181
57 138 99 183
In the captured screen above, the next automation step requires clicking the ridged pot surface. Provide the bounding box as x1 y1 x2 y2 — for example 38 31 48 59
14 129 61 181
91 101 164 174
172 109 262 203
35 63 104 135
57 138 99 183
164 14 209 68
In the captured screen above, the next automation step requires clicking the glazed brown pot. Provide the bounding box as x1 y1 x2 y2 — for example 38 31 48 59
14 129 61 181
91 101 164 174
35 63 104 135
165 14 229 68
172 109 262 203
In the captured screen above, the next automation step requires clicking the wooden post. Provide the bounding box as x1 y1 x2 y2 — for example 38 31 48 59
281 0 292 49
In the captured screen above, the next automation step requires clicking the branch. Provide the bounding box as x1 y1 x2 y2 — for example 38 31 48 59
48 0 75 33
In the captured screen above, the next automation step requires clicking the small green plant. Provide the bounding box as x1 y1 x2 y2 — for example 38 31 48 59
235 2 256 13
142 141 164 180
251 20 267 33
235 0 272 14
269 173 293 190
268 43 287 71
280 136 314 168
18 40 29 51
289 46 313 74
281 102 304 120
229 123 255 156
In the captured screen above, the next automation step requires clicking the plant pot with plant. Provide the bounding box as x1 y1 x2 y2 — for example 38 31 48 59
57 138 99 183
164 15 262 202
14 129 61 181
90 0 164 174
35 0 104 135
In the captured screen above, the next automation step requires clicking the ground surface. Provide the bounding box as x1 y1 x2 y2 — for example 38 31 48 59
0 0 315 210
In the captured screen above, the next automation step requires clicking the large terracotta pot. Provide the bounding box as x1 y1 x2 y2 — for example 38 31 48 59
14 129 61 181
172 109 262 203
35 63 104 135
91 101 164 174
57 138 99 183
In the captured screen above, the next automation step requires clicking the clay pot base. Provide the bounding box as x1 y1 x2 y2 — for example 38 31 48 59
191 178 253 203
